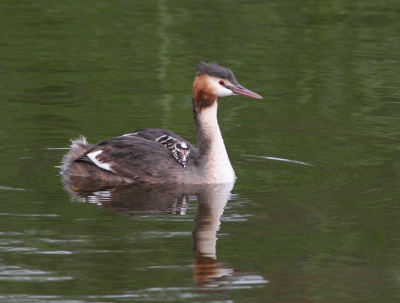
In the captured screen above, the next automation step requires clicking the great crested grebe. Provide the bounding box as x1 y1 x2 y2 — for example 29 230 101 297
61 62 262 185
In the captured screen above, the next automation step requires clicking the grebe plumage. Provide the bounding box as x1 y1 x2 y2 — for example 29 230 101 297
61 62 262 185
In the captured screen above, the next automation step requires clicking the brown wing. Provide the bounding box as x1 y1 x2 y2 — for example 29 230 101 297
74 129 198 183
127 128 197 147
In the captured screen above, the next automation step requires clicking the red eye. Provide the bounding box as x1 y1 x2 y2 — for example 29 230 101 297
219 80 224 85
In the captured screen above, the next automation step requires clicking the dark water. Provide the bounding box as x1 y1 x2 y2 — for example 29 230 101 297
1 0 400 302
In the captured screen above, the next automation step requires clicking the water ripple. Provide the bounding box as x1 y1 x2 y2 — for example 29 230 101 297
0 186 26 191
0 266 73 282
0 213 59 217
243 155 314 166
28 251 73 255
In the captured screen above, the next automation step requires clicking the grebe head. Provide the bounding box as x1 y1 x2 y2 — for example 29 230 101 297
193 62 262 104
174 141 190 168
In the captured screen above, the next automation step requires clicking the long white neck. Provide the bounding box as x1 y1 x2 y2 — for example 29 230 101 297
194 101 236 184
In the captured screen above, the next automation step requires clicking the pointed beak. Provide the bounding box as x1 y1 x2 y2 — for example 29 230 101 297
228 85 262 99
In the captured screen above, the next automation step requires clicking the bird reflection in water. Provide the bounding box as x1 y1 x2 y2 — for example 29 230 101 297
62 178 268 288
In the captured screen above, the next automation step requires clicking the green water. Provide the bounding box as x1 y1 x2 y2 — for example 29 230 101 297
1 0 400 302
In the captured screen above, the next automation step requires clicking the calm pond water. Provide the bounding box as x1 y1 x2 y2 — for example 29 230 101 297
1 0 400 302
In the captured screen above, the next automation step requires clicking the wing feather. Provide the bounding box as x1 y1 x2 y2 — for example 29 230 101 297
73 129 198 183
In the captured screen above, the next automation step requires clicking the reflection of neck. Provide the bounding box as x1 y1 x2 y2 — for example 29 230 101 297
192 183 234 285
193 200 224 259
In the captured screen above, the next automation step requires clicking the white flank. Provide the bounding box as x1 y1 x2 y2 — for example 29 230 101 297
87 150 115 172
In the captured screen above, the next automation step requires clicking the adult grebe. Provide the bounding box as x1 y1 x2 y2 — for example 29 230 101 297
61 62 262 185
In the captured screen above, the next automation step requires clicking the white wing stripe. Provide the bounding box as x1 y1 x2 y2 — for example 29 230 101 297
87 150 115 172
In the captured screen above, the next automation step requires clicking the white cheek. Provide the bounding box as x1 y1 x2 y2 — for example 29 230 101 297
214 85 234 97
208 79 234 97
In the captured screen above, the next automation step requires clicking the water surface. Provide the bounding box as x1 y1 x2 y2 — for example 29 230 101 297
1 0 400 302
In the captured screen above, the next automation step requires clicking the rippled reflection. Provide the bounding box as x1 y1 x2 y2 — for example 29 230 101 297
63 178 268 288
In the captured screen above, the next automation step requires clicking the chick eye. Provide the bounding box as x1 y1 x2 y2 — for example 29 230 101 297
219 80 225 86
